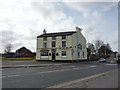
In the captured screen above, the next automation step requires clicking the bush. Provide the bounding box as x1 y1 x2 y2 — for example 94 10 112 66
90 54 100 60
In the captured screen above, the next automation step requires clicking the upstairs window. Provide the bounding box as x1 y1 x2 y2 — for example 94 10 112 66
52 41 56 47
62 36 66 40
52 36 56 40
62 41 66 47
43 37 47 41
43 42 47 48
78 44 82 50
84 45 85 49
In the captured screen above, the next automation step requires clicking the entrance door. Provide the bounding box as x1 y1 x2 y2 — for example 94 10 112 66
51 49 56 60
52 53 55 60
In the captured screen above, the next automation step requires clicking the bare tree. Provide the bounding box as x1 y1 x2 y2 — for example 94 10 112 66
4 44 13 54
87 43 95 54
95 40 104 52
105 43 111 50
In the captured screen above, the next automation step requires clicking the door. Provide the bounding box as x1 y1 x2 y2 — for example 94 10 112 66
52 53 56 60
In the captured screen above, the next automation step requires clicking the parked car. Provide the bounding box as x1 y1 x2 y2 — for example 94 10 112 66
99 58 106 62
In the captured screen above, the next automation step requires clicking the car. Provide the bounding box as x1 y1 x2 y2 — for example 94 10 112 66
98 58 106 62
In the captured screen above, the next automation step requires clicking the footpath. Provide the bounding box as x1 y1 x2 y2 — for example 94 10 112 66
0 60 70 68
48 69 119 88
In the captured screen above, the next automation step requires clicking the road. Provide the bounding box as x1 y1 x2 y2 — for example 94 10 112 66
2 61 118 88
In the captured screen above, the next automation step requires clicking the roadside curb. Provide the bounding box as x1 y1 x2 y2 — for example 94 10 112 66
1 63 70 68
47 69 118 88
1 65 53 68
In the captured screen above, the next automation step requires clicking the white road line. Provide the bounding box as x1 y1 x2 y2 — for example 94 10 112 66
71 66 76 67
37 69 66 74
2 74 20 78
89 65 97 68
106 64 117 66
2 65 97 78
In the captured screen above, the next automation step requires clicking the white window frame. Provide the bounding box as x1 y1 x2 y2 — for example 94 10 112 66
62 51 67 58
41 51 48 58
43 42 47 48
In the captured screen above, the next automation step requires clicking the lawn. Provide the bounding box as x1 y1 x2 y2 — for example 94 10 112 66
2 57 35 60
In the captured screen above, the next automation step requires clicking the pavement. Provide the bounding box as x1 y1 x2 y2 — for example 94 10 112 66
48 69 118 88
0 60 71 68
0 57 117 68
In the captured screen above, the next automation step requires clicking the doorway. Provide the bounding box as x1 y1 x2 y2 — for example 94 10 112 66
52 53 56 60
51 49 56 60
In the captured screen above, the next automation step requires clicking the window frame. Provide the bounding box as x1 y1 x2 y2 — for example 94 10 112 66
41 51 49 56
62 35 66 40
43 37 47 41
78 44 82 50
52 36 56 40
52 41 56 47
62 51 66 57
40 51 48 58
62 41 66 47
43 42 47 48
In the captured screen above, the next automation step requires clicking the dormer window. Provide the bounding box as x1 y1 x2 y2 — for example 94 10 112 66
62 35 66 39
43 37 47 41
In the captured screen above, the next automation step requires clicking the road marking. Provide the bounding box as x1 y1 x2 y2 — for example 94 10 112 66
2 74 20 78
71 66 76 67
89 66 97 68
47 69 118 88
2 65 98 78
106 64 117 66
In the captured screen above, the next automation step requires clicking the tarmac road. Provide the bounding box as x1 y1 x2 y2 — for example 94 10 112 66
2 60 119 88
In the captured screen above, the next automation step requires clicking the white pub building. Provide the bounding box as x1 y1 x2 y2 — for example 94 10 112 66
36 27 87 61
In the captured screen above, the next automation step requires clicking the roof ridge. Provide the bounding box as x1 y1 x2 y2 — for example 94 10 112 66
37 31 76 38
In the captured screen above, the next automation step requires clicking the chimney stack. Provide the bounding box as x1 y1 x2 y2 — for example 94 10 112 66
43 29 46 34
76 27 82 32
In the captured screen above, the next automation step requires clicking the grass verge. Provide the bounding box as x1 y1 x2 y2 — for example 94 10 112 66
2 57 35 60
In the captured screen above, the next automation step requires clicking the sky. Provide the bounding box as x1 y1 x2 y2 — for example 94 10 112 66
0 0 119 53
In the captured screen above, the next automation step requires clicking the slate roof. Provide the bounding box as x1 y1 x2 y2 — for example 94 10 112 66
37 31 76 38
16 47 32 53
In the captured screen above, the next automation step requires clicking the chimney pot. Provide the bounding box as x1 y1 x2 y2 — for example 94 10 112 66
43 29 46 34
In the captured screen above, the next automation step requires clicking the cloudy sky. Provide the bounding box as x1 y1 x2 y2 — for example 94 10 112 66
0 0 119 53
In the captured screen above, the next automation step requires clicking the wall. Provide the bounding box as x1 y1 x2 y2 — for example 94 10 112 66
71 29 87 60
36 35 73 60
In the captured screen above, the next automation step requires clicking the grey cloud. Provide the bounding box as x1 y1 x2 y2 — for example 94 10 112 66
31 2 64 20
1 30 17 44
32 2 52 18
65 2 116 11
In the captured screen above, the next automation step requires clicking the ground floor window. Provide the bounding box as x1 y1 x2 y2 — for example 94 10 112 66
62 51 66 57
41 51 48 58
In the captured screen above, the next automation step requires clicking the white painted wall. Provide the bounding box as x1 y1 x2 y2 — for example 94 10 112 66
36 27 87 60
